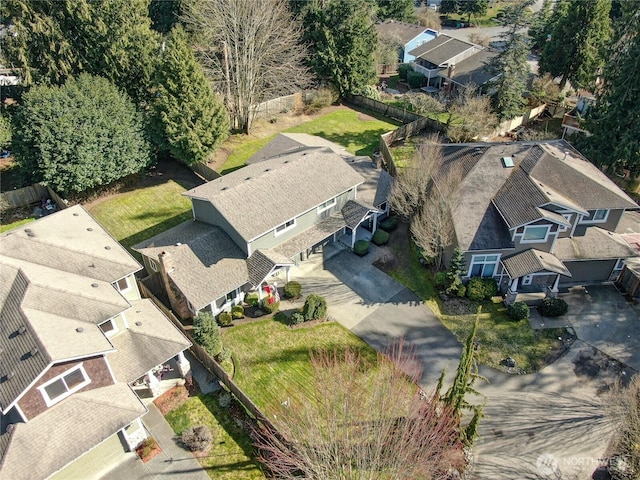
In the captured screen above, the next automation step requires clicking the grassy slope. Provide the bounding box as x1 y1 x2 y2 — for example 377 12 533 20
0 217 36 233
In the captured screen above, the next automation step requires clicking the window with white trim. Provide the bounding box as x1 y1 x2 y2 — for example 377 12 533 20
317 198 337 214
614 258 625 270
580 209 609 224
522 225 550 243
558 214 573 232
522 275 533 286
39 364 90 407
115 276 131 293
469 254 500 278
99 319 118 337
148 258 158 272
275 219 296 236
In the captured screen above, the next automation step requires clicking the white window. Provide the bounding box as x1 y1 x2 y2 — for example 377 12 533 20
39 364 90 407
148 258 158 272
580 209 609 224
99 319 118 337
317 198 337 214
522 225 550 243
275 219 296 236
469 254 500 278
522 275 533 286
115 276 131 293
558 214 572 232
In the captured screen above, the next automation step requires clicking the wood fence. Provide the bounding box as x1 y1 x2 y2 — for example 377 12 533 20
251 92 302 119
490 103 548 137
0 184 68 212
189 162 221 182
348 95 423 124
137 279 280 434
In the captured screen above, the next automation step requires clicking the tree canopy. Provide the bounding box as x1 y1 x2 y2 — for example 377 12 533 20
302 0 378 98
151 26 229 165
3 0 161 105
375 0 416 22
538 0 612 90
440 0 489 23
13 74 151 195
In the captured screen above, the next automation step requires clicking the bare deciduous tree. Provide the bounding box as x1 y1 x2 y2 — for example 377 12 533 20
375 33 402 74
255 345 465 479
606 375 640 478
416 6 441 31
183 0 310 133
468 32 491 48
447 86 498 143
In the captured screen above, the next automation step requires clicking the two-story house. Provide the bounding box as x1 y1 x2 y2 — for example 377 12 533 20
0 206 192 480
135 136 392 320
437 140 639 303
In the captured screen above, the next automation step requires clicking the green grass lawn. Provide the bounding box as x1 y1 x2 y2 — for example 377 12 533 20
221 109 400 174
165 393 265 480
87 180 192 257
222 320 378 415
0 217 36 233
385 241 564 373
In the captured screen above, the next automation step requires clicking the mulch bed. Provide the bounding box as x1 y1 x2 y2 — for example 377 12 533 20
153 377 200 416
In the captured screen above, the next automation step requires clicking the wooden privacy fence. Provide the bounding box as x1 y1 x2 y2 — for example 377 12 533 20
490 103 548 137
189 162 221 182
348 95 423 124
0 184 68 212
251 92 302 119
137 279 280 435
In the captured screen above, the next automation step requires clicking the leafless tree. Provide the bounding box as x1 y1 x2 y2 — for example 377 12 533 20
447 86 498 143
375 33 402 74
183 0 310 133
468 33 491 48
606 375 640 478
255 345 465 479
405 92 446 118
416 6 441 31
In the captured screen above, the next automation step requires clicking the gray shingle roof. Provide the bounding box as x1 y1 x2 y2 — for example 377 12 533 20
247 250 295 287
108 299 191 383
493 168 550 228
375 19 434 45
247 133 351 165
443 48 498 87
341 200 376 229
346 156 393 208
501 249 571 279
184 149 365 242
273 214 346 259
554 227 638 261
0 383 146 480
134 221 249 311
408 35 477 66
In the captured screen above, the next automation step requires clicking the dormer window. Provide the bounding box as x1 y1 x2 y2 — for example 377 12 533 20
39 364 90 407
580 209 609 224
275 219 296 236
522 225 550 243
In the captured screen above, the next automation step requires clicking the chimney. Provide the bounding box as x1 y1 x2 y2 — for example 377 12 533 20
157 251 191 320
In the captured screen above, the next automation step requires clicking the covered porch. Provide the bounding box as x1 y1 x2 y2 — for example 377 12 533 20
339 200 380 249
247 249 296 302
501 249 572 305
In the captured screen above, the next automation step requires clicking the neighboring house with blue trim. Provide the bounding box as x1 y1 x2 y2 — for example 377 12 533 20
375 19 438 63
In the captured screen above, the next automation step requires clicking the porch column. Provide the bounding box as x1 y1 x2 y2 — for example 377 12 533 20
147 369 160 397
176 351 191 378
550 274 560 294
372 213 378 233
258 283 264 301
351 228 357 248
509 277 519 293
120 418 145 452
285 266 291 283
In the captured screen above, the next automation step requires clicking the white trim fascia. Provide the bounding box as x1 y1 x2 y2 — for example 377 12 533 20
13 402 27 423
542 202 589 217
103 356 118 385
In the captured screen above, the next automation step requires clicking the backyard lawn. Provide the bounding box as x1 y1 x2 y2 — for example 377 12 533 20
165 393 265 480
0 217 35 233
87 180 194 257
222 320 378 415
220 109 400 174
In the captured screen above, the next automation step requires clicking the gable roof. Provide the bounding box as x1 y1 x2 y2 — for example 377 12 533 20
184 149 365 243
443 48 499 87
501 249 571 278
246 249 295 287
408 34 479 66
134 221 249 311
375 19 436 45
248 133 350 164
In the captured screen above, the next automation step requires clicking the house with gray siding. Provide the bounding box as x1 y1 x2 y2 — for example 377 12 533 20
0 206 192 480
437 140 639 303
135 136 392 320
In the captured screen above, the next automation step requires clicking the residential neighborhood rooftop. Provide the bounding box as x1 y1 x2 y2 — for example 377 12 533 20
375 19 437 45
409 34 479 67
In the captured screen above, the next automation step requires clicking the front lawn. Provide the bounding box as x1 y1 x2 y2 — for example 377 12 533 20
222 320 378 415
221 109 400 174
165 393 265 480
87 180 193 257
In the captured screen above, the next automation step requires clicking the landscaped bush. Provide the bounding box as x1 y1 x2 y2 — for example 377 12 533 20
540 297 569 317
181 425 213 452
372 229 390 246
231 305 244 319
467 277 498 301
398 63 412 81
379 216 398 232
353 240 370 257
507 302 530 321
407 71 426 89
435 271 449 288
245 293 259 307
302 294 327 321
261 298 280 313
284 281 302 299
216 347 232 363
217 312 232 326
289 311 305 325
446 276 466 297
305 87 338 113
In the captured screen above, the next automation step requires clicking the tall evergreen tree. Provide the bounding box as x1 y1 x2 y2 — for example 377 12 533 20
13 74 151 195
460 0 489 24
538 0 612 90
528 0 553 49
152 27 229 165
489 0 533 120
582 8 640 176
376 0 416 22
303 0 377 98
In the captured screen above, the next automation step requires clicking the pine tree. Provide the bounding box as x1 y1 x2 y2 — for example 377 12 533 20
528 0 554 49
489 0 533 120
582 8 640 176
152 27 229 165
376 0 416 22
539 0 612 90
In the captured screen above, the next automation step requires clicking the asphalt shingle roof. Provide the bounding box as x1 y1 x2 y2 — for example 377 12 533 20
375 19 435 45
341 200 375 229
247 249 295 287
408 34 478 66
184 149 365 243
273 214 346 259
444 48 498 87
501 249 571 278
554 227 638 261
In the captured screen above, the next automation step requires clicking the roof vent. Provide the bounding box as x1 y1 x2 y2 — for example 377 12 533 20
501 156 514 168
135 321 143 327
245 177 251 181
105 245 111 250
221 187 228 191
6 372 14 381
17 326 26 335
87 227 93 232
73 212 79 216
264 168 271 172
76 327 84 333
30 347 39 356
176 242 182 246
91 283 99 288
89 263 95 268
24 228 31 233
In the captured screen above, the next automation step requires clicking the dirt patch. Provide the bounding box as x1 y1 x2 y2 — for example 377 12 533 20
440 297 478 316
153 379 200 416
373 218 413 275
